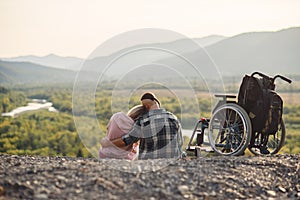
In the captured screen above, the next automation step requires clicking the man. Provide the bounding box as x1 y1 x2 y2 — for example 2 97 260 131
110 92 183 159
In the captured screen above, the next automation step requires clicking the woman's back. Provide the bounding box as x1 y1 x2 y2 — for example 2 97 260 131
106 112 134 140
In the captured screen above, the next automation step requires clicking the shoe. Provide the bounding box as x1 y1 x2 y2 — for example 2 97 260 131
260 146 270 154
181 151 187 158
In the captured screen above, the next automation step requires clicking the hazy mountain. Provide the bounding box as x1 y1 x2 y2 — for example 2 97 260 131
155 27 300 79
82 27 300 80
1 27 299 85
77 35 227 81
204 27 300 76
1 35 226 73
1 54 83 71
193 35 226 47
0 60 76 85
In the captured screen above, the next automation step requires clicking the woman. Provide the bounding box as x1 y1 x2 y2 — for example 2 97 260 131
99 105 146 160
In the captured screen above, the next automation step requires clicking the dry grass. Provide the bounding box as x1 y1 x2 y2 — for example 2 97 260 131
114 88 300 105
280 92 300 105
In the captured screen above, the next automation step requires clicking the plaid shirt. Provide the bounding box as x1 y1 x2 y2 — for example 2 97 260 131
122 109 183 160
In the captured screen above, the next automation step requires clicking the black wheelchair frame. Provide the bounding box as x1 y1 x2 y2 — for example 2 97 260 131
186 72 292 156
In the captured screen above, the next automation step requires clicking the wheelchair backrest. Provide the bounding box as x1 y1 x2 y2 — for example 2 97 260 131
238 75 283 134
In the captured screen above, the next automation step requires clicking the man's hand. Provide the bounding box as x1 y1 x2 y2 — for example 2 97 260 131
100 137 110 147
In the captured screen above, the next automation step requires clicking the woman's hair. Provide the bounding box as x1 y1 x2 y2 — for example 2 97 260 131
127 105 147 120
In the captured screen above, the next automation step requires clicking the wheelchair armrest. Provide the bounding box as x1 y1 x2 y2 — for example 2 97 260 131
214 94 236 99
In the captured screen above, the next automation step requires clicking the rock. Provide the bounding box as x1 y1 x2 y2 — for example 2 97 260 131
0 186 5 196
266 190 276 197
177 167 186 173
278 186 287 193
178 185 189 194
56 175 66 182
210 191 217 196
34 193 48 199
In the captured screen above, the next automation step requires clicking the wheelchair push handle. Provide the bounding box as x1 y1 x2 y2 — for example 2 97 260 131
251 71 269 79
274 75 292 84
251 71 292 84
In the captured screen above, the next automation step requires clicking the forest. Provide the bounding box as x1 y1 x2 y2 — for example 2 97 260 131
0 82 299 158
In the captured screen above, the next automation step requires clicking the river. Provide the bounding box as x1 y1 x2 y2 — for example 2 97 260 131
1 99 58 118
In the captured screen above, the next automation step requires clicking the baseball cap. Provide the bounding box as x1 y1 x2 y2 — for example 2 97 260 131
140 92 160 106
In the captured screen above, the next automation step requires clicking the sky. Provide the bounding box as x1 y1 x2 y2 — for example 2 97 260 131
0 0 300 58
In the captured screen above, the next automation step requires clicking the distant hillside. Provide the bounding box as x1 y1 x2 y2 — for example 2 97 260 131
80 27 300 81
1 27 299 85
1 54 83 71
0 60 76 85
0 36 225 72
157 27 300 77
79 35 227 80
193 35 226 47
205 27 300 76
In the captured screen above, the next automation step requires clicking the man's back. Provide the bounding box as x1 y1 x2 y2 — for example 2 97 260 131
124 108 183 159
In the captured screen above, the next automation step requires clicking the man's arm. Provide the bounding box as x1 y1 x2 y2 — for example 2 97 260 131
101 134 138 148
100 137 126 148
101 120 141 148
110 137 126 147
120 121 141 146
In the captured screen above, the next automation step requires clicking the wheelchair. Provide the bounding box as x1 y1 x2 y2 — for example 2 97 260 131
186 72 292 156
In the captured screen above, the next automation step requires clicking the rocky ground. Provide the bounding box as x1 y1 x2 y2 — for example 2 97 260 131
0 154 299 199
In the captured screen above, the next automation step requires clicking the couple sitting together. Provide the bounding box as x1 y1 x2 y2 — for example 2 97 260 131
99 92 183 160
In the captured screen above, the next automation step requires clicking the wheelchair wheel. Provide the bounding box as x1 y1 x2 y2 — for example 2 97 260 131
248 120 286 155
208 103 252 156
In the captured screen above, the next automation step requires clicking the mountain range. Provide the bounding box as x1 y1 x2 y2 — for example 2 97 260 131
1 54 83 71
0 60 76 84
0 27 299 85
1 35 225 71
205 27 300 76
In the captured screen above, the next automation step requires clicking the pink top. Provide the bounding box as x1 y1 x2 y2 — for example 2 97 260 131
99 112 138 160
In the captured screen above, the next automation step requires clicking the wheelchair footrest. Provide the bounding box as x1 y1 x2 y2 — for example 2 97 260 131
186 146 214 152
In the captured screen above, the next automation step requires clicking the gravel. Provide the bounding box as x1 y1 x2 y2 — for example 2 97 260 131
0 154 299 199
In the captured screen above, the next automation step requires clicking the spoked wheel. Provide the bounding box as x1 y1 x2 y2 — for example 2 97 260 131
248 120 286 155
208 103 252 156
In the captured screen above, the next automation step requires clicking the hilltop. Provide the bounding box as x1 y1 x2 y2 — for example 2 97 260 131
0 154 299 199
